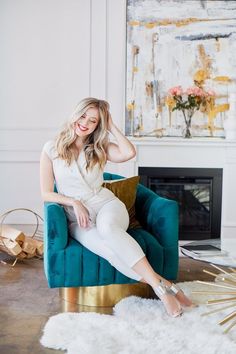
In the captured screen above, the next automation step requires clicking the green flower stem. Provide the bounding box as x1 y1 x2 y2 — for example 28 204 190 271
182 109 188 125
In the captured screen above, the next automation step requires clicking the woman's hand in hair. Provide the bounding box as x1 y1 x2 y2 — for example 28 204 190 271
105 110 136 163
72 200 90 228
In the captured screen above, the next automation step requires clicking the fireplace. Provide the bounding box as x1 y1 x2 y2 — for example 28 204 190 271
139 167 223 240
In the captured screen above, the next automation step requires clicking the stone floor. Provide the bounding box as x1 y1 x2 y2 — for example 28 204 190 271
0 252 229 354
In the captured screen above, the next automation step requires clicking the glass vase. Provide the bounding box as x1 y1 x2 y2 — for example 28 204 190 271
182 110 194 138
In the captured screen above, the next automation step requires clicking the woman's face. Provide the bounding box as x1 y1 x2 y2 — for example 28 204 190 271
74 107 99 138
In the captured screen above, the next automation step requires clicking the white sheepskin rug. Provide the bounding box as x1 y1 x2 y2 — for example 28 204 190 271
40 281 236 354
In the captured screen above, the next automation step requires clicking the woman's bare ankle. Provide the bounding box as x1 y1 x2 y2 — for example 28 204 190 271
159 278 172 287
140 278 147 283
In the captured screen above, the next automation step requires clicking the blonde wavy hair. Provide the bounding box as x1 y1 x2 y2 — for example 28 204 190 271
55 97 110 170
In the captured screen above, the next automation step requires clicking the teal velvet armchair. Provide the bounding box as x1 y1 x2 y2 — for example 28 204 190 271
43 173 179 293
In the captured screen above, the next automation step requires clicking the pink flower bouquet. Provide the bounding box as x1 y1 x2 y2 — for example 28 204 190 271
166 85 216 138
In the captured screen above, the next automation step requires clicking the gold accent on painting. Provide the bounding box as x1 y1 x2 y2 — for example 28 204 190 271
198 45 212 83
213 76 232 82
128 20 140 26
207 104 229 135
145 22 156 29
193 69 208 85
165 96 176 111
127 103 135 111
129 17 236 29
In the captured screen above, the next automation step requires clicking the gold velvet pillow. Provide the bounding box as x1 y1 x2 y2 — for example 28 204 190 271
103 176 141 229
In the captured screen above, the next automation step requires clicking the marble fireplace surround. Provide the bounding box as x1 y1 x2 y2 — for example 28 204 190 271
113 137 236 243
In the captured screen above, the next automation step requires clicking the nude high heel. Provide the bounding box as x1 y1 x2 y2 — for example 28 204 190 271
166 283 197 308
153 281 183 318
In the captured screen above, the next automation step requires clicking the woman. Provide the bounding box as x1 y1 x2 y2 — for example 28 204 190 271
40 97 194 318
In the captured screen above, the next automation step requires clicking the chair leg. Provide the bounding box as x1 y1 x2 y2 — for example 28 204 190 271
59 283 154 308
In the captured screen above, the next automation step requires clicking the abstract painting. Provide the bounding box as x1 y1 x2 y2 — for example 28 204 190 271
125 0 236 138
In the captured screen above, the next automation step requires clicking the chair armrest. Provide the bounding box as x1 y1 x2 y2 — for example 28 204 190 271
136 184 179 248
44 202 68 251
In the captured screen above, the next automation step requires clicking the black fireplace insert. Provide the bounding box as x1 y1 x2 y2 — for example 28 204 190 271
139 167 223 240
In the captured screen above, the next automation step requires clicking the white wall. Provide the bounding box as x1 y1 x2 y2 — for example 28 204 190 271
0 0 127 223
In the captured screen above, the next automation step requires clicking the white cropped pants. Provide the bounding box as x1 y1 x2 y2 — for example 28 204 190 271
68 197 145 281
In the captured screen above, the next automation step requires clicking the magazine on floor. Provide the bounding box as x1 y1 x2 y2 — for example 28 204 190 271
180 243 227 257
180 239 236 267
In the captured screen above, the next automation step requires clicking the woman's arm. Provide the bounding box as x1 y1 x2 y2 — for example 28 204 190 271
40 151 90 228
106 113 136 163
40 151 74 206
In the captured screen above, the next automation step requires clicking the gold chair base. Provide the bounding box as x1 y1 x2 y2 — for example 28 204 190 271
59 283 154 308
